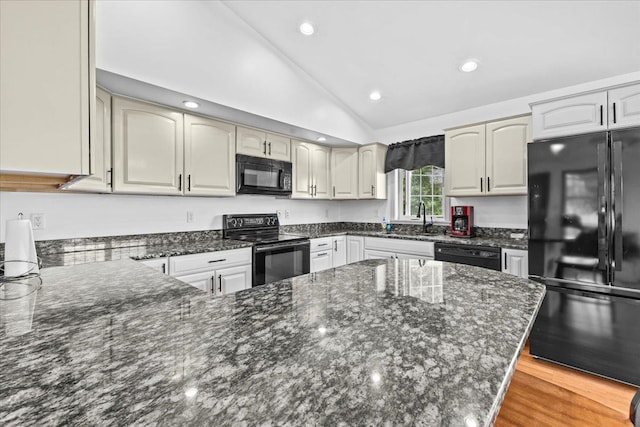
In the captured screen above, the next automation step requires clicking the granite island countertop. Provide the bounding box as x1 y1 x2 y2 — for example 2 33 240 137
1 258 544 426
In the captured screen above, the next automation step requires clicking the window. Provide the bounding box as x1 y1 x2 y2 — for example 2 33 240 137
398 165 445 220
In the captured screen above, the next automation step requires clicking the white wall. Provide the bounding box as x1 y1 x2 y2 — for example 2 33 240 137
96 0 373 145
0 192 342 242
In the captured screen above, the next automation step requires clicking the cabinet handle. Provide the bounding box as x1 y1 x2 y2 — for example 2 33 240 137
317 243 329 247
263 141 267 155
480 177 483 192
504 253 507 270
313 184 317 197
371 185 374 196
333 186 336 197
107 168 113 187
317 252 328 256
162 263 166 274
178 174 182 191
218 275 222 293
334 240 337 251
208 259 226 263
211 276 215 294
487 176 491 192
613 102 617 124
600 105 603 126
187 175 191 192
268 142 272 156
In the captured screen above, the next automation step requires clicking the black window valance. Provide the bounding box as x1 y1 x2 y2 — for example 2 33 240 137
384 134 445 173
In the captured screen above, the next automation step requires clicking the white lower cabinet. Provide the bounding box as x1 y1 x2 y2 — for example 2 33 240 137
364 237 435 260
169 248 252 295
502 248 529 279
310 236 347 272
139 257 169 275
346 236 364 264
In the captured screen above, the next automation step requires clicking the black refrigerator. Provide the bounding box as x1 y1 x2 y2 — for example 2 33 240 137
528 127 640 387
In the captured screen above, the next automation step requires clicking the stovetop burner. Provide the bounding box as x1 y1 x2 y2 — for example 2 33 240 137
222 213 307 245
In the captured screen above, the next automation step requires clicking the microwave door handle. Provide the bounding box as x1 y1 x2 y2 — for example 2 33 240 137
278 169 285 189
596 142 609 272
612 139 623 272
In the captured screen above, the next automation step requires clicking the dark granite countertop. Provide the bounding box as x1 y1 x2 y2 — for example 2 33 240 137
297 229 528 250
129 239 254 260
1 258 544 426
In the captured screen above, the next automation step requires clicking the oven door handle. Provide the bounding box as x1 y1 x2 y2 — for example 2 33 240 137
255 241 309 253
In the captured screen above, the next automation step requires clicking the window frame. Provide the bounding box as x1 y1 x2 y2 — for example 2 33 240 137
393 167 448 223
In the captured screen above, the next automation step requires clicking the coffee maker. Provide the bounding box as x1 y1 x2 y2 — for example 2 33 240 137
450 206 474 237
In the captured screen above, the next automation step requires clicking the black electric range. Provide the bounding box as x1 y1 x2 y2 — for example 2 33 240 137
223 214 310 286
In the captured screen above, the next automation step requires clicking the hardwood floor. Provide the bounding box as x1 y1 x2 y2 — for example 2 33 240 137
495 343 638 427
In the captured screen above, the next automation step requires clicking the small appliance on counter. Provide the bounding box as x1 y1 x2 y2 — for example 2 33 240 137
450 206 474 237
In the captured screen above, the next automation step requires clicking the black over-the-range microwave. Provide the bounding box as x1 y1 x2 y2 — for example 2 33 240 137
236 154 292 196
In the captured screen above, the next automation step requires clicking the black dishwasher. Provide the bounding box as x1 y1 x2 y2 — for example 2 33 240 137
434 242 501 271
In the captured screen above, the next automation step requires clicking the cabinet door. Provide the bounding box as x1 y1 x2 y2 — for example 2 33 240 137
608 83 640 130
174 270 215 293
139 257 169 275
332 236 347 267
236 126 267 158
266 132 291 161
331 148 358 199
310 251 333 273
502 248 529 279
69 87 111 192
485 115 531 195
0 0 93 175
112 97 184 195
218 264 252 295
531 91 607 140
184 115 235 196
364 249 396 260
292 141 312 198
347 236 364 264
444 124 486 196
358 145 376 198
312 144 331 199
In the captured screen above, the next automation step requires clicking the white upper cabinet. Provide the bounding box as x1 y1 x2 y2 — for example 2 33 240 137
608 83 640 130
69 87 111 192
291 140 330 199
112 97 184 195
532 92 607 140
236 126 291 161
445 116 530 197
485 115 532 195
331 148 358 199
358 143 387 199
444 124 486 196
184 115 235 196
0 0 94 176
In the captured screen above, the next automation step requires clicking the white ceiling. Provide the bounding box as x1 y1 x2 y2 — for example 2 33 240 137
222 0 640 130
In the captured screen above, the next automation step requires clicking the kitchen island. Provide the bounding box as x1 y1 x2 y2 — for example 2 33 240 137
0 258 544 426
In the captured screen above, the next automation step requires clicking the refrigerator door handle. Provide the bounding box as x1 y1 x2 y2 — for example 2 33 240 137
596 142 609 271
612 139 623 272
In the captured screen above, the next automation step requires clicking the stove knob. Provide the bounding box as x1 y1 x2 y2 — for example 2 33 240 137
238 219 243 227
230 219 237 227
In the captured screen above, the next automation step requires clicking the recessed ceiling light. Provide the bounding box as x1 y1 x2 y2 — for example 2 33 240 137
299 21 314 36
182 101 199 108
369 91 382 101
459 60 479 73
317 137 326 142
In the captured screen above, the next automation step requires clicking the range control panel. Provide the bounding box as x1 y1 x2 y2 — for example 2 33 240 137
223 214 279 230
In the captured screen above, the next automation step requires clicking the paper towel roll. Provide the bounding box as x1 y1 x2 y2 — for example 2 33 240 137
4 218 39 277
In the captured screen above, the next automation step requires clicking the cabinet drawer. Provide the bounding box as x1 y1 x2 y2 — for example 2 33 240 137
170 248 251 276
310 237 333 252
365 237 434 258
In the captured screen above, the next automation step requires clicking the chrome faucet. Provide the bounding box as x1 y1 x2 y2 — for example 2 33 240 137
416 200 434 233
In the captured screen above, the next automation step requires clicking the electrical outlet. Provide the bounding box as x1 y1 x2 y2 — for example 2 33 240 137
325 208 329 218
30 213 45 230
285 210 290 219
186 211 194 223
